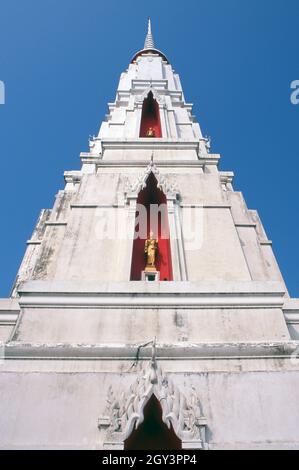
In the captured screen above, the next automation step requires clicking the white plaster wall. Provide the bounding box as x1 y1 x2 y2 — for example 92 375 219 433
102 148 199 161
174 172 224 204
52 207 129 282
136 55 164 80
228 192 287 285
21 163 287 285
32 226 67 281
0 370 299 449
227 191 251 224
74 172 121 205
27 168 262 284
13 307 289 345
236 226 270 280
190 371 299 449
288 323 299 340
0 326 13 342
184 208 251 282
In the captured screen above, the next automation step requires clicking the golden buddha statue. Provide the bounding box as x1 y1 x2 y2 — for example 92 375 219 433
146 127 155 137
144 231 158 271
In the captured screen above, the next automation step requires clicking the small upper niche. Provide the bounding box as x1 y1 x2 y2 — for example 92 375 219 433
139 91 162 138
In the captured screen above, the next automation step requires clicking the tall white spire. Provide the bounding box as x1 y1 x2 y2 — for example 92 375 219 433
144 17 155 50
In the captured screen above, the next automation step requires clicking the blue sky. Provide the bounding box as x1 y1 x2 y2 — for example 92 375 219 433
0 0 298 296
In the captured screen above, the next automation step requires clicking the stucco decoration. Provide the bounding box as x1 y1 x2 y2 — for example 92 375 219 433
124 160 180 201
98 342 208 450
135 85 165 107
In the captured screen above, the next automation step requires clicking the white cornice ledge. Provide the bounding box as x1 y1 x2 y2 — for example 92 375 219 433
97 160 208 168
18 280 286 294
102 138 200 150
80 156 220 167
0 299 20 314
17 294 285 309
283 299 299 323
0 299 20 324
4 341 299 360
44 222 68 227
283 299 299 312
17 281 287 309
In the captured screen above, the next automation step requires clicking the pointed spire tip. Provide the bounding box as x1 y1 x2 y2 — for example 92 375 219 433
144 17 155 50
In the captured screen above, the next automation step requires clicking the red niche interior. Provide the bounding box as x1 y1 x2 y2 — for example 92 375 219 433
130 173 173 281
139 91 162 138
124 395 182 450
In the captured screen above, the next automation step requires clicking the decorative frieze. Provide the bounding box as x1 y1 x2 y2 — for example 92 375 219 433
98 342 208 450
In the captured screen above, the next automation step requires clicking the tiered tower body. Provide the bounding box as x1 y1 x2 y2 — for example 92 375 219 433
1 21 299 450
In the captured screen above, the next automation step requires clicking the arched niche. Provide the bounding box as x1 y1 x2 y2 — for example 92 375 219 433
130 172 173 281
124 395 182 450
139 91 162 138
98 358 208 450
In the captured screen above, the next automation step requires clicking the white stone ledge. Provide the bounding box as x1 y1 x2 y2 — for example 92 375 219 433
0 314 18 324
98 160 207 167
130 78 168 89
0 299 20 314
70 203 232 209
0 299 20 324
44 222 68 226
220 171 234 180
80 154 102 164
285 314 299 324
283 299 299 312
80 157 218 168
3 341 299 360
64 171 82 183
284 299 299 323
180 204 231 209
102 138 200 151
18 280 286 294
17 282 287 308
259 240 273 246
17 294 285 309
70 204 125 209
26 240 42 245
235 223 257 228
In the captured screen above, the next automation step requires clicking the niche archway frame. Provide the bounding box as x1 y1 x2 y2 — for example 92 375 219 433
98 353 208 450
124 161 187 281
134 86 172 139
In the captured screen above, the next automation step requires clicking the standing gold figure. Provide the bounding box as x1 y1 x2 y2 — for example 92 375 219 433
144 231 158 271
146 127 156 137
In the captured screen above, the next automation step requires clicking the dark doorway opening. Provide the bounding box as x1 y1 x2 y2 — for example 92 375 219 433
130 172 173 281
124 395 182 450
139 91 162 138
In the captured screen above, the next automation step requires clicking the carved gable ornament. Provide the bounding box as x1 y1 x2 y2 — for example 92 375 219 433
98 347 208 450
135 85 165 106
124 161 180 201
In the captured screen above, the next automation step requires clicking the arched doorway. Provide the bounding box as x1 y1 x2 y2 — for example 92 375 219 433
124 395 182 450
139 91 162 138
98 359 208 450
130 172 173 281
